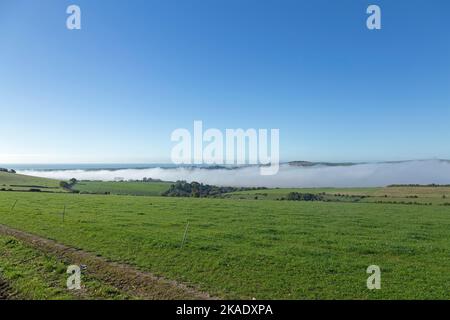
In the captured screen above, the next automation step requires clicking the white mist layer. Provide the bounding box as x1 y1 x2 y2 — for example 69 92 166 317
17 160 450 188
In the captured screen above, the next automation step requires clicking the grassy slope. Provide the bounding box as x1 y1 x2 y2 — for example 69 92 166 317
0 172 65 192
72 181 172 196
0 172 172 195
0 191 449 299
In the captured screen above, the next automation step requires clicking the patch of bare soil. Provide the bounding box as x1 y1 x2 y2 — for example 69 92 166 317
0 224 215 300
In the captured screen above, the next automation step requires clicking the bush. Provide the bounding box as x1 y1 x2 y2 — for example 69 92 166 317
162 181 258 198
287 192 323 202
59 181 70 189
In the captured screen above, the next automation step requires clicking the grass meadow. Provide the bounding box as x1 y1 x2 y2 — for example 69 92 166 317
0 172 66 192
72 181 172 196
229 186 450 205
0 190 449 299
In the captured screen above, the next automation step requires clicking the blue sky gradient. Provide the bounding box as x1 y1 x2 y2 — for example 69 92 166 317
1 0 449 163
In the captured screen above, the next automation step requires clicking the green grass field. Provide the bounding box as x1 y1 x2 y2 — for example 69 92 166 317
0 234 131 300
229 186 450 205
72 181 172 196
0 190 449 299
0 171 66 192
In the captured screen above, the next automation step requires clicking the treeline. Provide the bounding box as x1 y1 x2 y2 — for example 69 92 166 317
285 192 324 201
388 184 450 187
374 200 433 206
162 181 266 198
0 168 16 174
138 177 164 183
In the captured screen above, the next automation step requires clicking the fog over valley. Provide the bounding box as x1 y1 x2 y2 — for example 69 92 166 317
18 160 450 188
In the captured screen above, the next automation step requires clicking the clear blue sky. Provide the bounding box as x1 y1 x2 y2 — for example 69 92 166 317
1 0 449 163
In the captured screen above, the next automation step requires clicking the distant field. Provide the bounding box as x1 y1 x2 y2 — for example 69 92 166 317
229 186 450 205
0 172 66 193
72 181 172 196
0 191 449 299
229 188 378 199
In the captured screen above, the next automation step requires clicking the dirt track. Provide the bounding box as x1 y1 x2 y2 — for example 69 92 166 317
0 224 215 300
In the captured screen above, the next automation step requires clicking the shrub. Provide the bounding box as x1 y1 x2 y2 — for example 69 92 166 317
287 192 323 202
59 181 70 189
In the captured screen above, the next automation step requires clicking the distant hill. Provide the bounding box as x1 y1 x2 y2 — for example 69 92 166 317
288 161 358 167
288 159 450 167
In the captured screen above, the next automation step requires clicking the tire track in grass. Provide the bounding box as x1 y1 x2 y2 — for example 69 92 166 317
0 224 215 300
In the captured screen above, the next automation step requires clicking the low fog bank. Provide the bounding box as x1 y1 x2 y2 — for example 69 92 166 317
18 160 450 188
